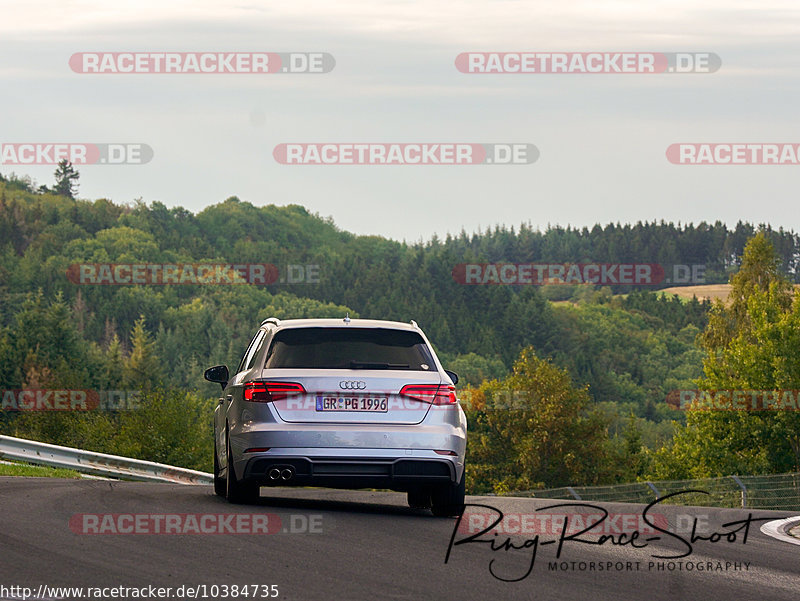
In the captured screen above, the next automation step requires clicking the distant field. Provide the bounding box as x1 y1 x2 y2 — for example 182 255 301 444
658 284 732 302
659 283 800 303
549 283 800 306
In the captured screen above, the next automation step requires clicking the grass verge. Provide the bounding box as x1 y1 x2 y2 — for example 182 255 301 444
0 461 82 478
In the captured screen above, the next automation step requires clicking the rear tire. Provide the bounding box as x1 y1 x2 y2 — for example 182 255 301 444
430 467 466 517
407 488 431 509
213 439 225 497
225 433 260 504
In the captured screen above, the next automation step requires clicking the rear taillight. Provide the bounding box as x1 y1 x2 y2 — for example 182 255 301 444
243 381 305 402
399 384 457 405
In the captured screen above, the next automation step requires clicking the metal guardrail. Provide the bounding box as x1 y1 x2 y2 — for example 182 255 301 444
0 435 213 485
505 472 800 510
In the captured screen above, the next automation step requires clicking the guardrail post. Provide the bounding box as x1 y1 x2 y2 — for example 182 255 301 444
645 481 660 499
731 475 747 508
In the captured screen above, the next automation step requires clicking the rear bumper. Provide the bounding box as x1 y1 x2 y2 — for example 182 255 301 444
241 449 460 490
226 410 467 491
236 448 464 491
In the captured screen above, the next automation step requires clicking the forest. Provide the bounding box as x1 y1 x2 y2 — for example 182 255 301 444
2 169 799 493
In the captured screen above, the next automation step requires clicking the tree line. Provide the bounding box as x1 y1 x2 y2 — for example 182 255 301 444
1 176 798 489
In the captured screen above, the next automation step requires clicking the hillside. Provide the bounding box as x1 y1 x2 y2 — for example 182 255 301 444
1 176 799 486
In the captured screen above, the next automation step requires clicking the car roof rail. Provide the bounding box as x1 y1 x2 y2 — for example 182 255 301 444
261 317 281 327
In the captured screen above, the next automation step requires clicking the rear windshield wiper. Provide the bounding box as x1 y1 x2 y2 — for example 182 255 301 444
349 360 410 370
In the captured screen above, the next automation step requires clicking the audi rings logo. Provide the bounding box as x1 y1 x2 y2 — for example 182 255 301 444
339 381 366 390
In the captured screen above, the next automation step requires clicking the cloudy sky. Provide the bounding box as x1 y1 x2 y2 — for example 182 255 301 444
1 0 798 240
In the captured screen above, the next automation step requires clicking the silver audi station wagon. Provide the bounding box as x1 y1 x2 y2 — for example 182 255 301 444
204 317 467 516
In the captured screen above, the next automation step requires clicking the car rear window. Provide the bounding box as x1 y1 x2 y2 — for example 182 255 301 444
264 327 435 370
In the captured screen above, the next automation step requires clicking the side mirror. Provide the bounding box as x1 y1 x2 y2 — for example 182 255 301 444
445 370 459 385
204 365 229 390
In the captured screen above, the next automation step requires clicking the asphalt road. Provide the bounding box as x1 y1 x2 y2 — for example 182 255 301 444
1 477 798 600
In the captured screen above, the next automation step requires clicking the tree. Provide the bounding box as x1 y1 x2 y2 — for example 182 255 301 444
110 389 215 471
466 346 612 494
649 233 800 478
123 316 162 390
702 232 794 351
0 291 97 389
102 333 125 388
442 352 507 388
53 160 79 198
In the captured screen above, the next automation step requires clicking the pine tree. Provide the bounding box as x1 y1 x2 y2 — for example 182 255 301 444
123 316 162 390
53 160 79 198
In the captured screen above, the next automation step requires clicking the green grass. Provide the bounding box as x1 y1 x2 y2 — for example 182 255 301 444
0 461 82 478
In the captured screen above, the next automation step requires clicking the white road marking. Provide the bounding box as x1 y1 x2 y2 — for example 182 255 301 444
760 516 800 546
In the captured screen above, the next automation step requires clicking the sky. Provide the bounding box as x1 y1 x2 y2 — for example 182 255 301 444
1 0 799 241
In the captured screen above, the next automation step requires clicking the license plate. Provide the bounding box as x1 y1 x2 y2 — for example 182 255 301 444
315 396 388 412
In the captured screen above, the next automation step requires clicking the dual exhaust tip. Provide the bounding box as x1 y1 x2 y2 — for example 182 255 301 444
268 467 294 481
